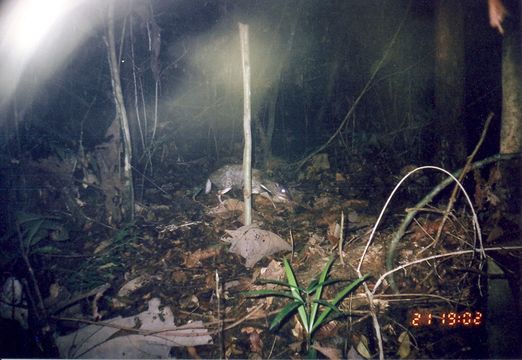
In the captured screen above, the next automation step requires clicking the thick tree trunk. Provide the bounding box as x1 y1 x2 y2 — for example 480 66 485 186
434 0 466 166
500 4 522 154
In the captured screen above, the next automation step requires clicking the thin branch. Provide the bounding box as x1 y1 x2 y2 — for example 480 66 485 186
385 153 519 291
373 245 522 295
432 113 494 246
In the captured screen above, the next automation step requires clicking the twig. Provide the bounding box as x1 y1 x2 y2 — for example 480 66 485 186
385 153 519 291
373 245 522 295
16 224 46 319
267 334 278 359
49 283 110 315
52 315 216 338
216 270 224 360
339 211 345 265
432 113 494 247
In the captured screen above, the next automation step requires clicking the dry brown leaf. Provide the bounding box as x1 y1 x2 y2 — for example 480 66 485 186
240 326 257 334
171 270 188 283
313 342 341 360
248 329 263 353
251 260 286 291
291 318 304 339
288 341 303 353
186 346 200 359
327 222 341 246
314 195 332 208
342 199 369 208
184 248 220 268
336 172 346 181
204 272 216 289
208 198 244 217
225 337 243 357
315 320 341 340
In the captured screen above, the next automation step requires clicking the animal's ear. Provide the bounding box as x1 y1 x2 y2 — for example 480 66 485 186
260 184 273 195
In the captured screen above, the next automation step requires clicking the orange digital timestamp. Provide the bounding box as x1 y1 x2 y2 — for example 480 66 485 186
410 310 483 327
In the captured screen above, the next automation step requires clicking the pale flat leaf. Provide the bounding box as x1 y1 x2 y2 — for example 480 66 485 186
222 224 291 268
56 298 212 358
356 335 371 359
397 331 411 358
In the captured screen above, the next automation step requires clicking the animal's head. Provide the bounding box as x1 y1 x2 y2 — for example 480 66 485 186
260 181 291 203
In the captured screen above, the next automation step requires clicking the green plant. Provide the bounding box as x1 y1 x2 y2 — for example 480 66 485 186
0 212 70 268
0 212 71 328
61 221 138 290
244 256 369 356
16 212 70 252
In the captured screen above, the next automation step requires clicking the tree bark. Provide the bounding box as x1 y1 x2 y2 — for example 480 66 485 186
500 3 522 154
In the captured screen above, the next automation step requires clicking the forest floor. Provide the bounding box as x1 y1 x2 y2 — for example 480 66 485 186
1 154 520 359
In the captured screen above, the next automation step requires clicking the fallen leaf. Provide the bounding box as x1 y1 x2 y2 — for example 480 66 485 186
184 248 220 268
356 335 371 359
55 298 212 358
397 331 411 358
186 346 200 359
291 318 304 339
208 199 244 217
222 224 291 268
288 341 303 353
171 270 188 283
117 275 151 297
313 342 341 360
249 329 263 353
315 320 341 340
347 345 365 360
487 226 504 242
93 240 111 254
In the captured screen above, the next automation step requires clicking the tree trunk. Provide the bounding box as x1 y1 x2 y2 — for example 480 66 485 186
500 3 521 154
106 2 134 222
434 0 466 166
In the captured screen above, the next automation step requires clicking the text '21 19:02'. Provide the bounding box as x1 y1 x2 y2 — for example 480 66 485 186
410 311 483 327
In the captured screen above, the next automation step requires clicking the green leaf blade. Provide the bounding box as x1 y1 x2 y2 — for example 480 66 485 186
312 274 369 334
309 256 335 332
242 290 295 299
269 301 303 331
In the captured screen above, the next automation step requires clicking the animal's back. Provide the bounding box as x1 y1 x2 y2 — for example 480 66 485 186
206 164 290 202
